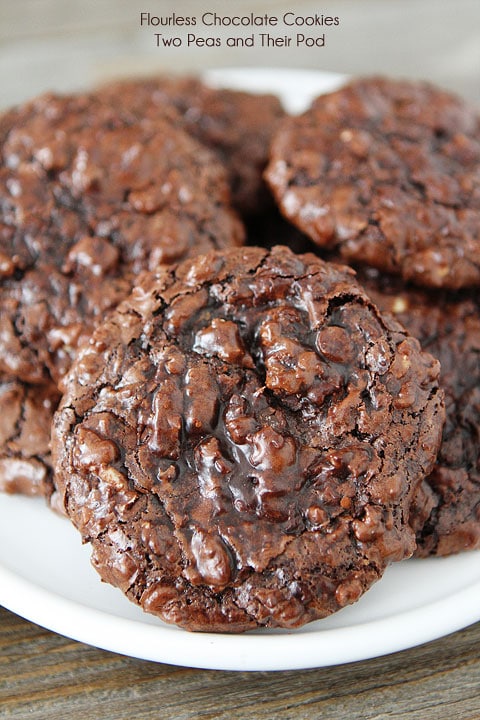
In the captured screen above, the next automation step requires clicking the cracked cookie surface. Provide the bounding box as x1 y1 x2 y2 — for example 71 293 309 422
0 90 244 494
265 77 480 290
360 269 480 557
52 246 444 632
0 375 60 496
0 90 244 385
99 75 286 216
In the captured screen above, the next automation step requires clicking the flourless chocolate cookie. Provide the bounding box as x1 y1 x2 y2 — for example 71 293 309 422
0 89 244 495
0 90 244 386
99 75 286 215
265 77 480 290
0 375 60 496
52 246 444 632
359 269 480 557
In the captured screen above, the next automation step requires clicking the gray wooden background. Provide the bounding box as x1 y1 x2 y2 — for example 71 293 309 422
1 0 479 110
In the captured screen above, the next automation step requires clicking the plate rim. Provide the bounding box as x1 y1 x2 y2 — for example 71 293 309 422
1 558 479 671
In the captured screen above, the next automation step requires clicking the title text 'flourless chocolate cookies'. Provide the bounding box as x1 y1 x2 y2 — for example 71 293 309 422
265 77 480 290
53 246 444 632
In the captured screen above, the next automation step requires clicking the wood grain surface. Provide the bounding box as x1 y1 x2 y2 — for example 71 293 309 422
1 607 479 720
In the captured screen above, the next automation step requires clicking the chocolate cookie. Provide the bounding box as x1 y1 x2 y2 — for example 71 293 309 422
52 246 444 632
0 90 244 386
359 269 480 556
0 376 60 496
99 75 286 215
265 77 480 290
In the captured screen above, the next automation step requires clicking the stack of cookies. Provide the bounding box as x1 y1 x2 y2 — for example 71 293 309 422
0 73 478 632
265 77 480 559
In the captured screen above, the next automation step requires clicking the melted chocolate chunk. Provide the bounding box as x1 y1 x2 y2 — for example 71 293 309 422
53 246 444 632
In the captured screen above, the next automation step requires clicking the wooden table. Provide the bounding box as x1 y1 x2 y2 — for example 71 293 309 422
1 607 479 719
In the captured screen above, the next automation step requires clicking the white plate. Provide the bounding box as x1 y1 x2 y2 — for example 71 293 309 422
1 494 479 671
1 69 479 672
204 67 348 113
